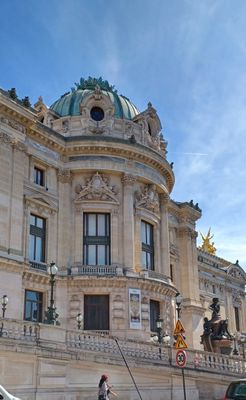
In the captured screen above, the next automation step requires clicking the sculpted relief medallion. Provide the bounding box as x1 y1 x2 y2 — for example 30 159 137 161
75 172 119 203
135 184 160 213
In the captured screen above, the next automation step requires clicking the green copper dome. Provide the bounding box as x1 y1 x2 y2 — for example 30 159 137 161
50 77 139 120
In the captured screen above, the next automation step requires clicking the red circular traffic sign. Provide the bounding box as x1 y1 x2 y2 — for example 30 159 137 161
176 349 187 368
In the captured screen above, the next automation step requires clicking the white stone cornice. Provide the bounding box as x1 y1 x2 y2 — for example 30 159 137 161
24 195 58 215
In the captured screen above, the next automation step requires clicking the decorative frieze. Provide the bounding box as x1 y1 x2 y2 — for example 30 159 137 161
0 116 26 134
0 131 12 146
0 132 27 152
228 266 245 280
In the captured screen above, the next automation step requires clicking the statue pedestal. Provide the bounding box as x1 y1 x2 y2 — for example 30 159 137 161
212 339 233 355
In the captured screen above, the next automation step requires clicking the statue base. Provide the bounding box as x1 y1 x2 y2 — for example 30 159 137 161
212 339 233 355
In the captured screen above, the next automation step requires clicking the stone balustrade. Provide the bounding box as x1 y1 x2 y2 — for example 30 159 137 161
0 318 39 341
0 318 245 376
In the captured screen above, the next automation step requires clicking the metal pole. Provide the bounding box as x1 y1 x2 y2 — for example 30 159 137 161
158 329 162 359
182 369 186 400
50 275 55 309
114 338 143 400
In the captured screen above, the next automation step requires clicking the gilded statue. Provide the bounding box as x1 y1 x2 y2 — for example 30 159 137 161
199 228 216 255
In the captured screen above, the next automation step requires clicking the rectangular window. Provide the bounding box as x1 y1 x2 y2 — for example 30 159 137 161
84 295 109 331
29 214 46 262
150 300 160 332
83 213 110 265
141 221 154 270
24 290 43 322
34 166 45 186
170 264 174 282
234 306 240 331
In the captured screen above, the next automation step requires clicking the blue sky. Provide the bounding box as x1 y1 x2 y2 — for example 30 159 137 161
1 0 246 268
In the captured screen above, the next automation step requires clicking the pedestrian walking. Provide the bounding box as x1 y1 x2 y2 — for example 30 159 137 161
98 374 118 400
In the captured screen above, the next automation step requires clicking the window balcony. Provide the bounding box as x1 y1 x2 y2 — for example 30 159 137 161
29 260 47 272
69 264 122 276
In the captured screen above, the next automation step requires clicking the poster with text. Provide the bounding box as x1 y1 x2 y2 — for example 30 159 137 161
129 288 141 329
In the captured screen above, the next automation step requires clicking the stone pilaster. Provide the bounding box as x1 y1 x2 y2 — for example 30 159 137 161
8 140 27 258
177 225 204 349
134 211 142 272
57 169 72 268
159 193 170 277
240 297 246 332
111 207 119 264
74 205 83 264
121 174 136 271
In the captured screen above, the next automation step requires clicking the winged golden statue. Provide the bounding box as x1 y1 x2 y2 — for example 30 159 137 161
199 228 216 255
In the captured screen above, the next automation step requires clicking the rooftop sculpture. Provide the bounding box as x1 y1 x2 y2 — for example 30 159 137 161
199 228 217 255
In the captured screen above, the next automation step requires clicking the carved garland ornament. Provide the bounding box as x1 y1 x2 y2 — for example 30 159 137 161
0 116 26 134
135 184 160 213
75 172 119 203
0 132 27 152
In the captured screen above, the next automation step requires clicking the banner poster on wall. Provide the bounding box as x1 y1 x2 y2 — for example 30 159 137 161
129 288 141 329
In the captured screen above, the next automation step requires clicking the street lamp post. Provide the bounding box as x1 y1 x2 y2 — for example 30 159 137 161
155 316 171 361
175 292 183 320
175 292 186 400
1 295 8 318
156 316 163 359
241 337 246 359
233 332 240 356
76 313 83 330
0 295 8 337
44 262 60 325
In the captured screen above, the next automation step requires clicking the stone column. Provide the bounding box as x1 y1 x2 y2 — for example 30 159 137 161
121 174 136 271
159 193 170 277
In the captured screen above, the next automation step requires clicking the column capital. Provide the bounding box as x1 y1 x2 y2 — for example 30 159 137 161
177 226 198 241
121 173 136 186
58 168 72 183
159 193 170 207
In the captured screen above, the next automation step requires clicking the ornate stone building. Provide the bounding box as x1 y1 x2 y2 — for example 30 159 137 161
0 78 245 400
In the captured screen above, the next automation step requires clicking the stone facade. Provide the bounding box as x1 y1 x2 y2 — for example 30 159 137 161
0 80 245 400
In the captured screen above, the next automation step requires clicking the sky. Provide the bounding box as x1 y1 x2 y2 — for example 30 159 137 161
0 0 246 268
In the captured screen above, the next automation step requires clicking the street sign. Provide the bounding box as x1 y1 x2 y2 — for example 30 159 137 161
176 349 187 368
175 334 188 349
174 319 185 335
